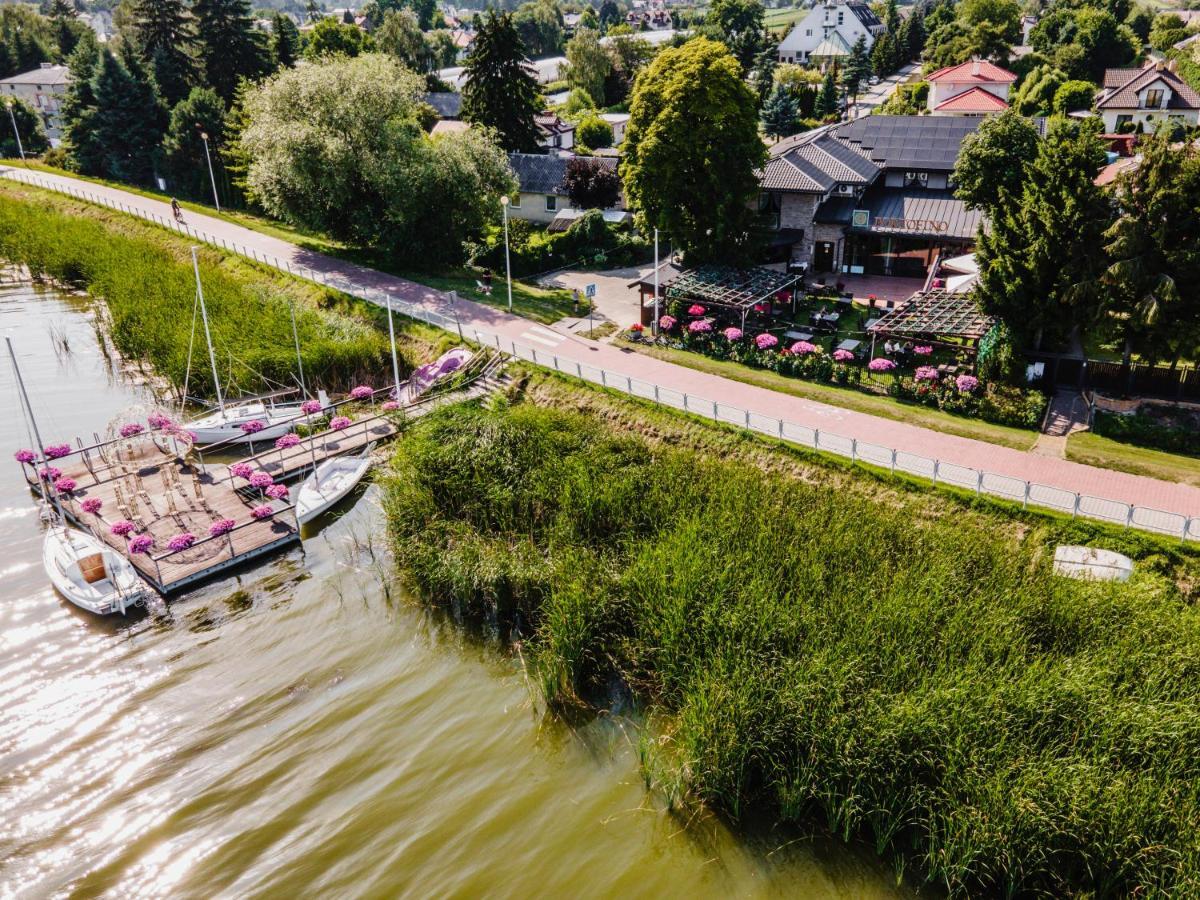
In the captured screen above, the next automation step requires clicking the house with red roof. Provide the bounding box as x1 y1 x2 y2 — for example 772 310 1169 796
925 60 1017 117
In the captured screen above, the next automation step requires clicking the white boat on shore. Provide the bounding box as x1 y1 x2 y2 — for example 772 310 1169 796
43 525 153 615
187 398 309 446
296 453 373 525
1053 545 1134 582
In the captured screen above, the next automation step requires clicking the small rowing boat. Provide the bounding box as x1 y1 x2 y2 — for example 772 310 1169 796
296 452 372 525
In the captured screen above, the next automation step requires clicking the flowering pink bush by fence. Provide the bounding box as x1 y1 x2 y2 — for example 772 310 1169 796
791 341 818 355
249 471 274 489
119 423 144 438
147 411 173 430
688 320 712 334
381 400 399 411
330 416 352 431
14 449 35 463
832 349 855 362
39 466 61 482
913 345 933 356
687 304 705 316
110 520 136 537
755 334 778 350
129 535 154 554
53 477 76 494
301 399 322 415
167 533 196 552
723 327 743 341
240 419 265 435
956 374 979 393
209 519 236 537
915 366 940 382
275 433 300 450
350 385 374 400
659 315 676 332
81 497 103 514
230 462 254 480
868 358 897 373
250 505 275 520
265 484 289 500
43 444 71 459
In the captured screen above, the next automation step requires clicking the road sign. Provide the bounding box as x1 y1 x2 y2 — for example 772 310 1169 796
585 283 597 298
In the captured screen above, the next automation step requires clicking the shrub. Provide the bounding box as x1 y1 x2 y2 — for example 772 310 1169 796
575 116 615 150
1093 410 1200 457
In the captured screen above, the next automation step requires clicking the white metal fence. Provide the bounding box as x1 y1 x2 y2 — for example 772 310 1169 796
8 169 1198 543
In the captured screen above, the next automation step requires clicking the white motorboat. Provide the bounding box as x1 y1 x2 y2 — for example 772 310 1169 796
42 525 153 615
296 453 372 525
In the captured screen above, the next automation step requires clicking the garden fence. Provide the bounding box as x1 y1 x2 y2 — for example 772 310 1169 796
8 169 1198 544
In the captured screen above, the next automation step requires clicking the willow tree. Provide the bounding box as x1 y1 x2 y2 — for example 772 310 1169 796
622 38 765 264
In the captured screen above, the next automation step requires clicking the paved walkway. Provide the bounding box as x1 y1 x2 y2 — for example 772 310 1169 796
1033 390 1091 458
5 167 1199 526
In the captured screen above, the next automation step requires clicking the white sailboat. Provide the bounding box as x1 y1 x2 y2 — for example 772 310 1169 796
183 248 316 446
296 452 373 525
7 337 154 616
42 525 152 615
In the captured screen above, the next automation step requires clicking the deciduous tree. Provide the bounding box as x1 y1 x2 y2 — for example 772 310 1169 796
562 156 620 208
0 97 49 158
575 115 613 149
304 17 374 59
565 26 610 105
953 109 1040 213
622 38 765 263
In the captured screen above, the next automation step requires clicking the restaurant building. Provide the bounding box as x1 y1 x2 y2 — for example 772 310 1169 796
760 116 986 280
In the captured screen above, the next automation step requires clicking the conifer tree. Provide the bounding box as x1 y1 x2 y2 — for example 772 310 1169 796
270 12 301 68
193 0 271 102
60 39 102 172
128 0 196 105
842 34 872 101
814 69 839 118
760 83 798 139
88 48 167 184
461 11 542 152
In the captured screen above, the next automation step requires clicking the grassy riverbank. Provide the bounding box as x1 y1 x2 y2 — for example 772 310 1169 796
0 184 410 398
384 373 1200 898
4 162 579 324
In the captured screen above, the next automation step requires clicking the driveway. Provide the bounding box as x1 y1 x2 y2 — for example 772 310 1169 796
852 63 921 118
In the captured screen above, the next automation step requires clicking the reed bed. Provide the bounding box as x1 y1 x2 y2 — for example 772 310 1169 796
0 191 390 396
384 399 1200 898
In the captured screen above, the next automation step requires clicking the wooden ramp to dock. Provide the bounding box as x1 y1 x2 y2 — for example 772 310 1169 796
27 431 299 595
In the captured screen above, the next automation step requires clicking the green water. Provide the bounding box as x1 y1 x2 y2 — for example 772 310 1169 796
0 283 913 898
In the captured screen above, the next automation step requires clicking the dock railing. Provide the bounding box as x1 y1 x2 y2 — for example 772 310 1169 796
8 169 1197 543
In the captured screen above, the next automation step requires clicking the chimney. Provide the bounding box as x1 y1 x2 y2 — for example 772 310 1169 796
971 59 980 76
1167 59 1178 73
1156 59 1166 71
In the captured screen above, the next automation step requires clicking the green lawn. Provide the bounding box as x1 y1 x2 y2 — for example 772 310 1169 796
622 337 1040 451
4 160 579 324
764 6 806 33
1067 430 1200 488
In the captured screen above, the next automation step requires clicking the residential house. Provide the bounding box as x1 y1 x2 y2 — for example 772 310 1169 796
760 116 986 279
0 63 71 141
1096 60 1200 133
535 112 575 152
507 152 620 223
777 1 884 65
926 60 1017 116
598 112 630 145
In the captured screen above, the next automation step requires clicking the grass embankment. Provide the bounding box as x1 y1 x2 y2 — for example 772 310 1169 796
5 161 579 324
1067 430 1200 489
621 337 1040 451
383 373 1200 898
0 183 461 398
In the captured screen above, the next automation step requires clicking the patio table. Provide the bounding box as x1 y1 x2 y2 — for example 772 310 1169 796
836 339 862 353
784 330 814 342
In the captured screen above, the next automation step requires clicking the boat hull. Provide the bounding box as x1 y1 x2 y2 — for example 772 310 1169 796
43 525 154 615
297 457 372 525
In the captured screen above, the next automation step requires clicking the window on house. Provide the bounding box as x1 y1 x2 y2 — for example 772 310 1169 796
545 195 557 212
1116 114 1132 128
837 11 844 23
1144 89 1164 108
903 171 928 188
509 194 521 208
805 28 812 36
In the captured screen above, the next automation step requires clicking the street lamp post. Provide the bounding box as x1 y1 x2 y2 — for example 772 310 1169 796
5 99 26 165
198 127 220 213
652 227 660 336
500 195 513 313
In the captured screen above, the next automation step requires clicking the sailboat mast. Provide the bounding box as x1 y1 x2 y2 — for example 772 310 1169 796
289 301 307 399
6 337 63 520
385 294 401 401
190 246 225 414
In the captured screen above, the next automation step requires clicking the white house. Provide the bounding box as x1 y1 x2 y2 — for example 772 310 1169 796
926 60 1017 116
777 1 884 65
1096 61 1200 133
598 112 630 145
0 63 71 141
535 112 575 151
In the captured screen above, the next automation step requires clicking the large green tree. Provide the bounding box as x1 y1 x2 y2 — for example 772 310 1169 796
0 5 53 78
304 17 374 59
0 96 50 158
162 86 227 201
975 120 1110 349
511 0 564 57
760 82 798 139
240 53 515 266
127 0 196 105
60 39 102 171
565 26 610 106
376 9 434 72
193 0 271 103
842 34 872 101
461 11 542 152
953 109 1041 213
1102 135 1200 367
270 12 301 68
86 48 167 184
622 37 765 263
707 0 765 70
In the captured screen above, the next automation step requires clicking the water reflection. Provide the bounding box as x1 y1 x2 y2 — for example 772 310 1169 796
0 282 914 898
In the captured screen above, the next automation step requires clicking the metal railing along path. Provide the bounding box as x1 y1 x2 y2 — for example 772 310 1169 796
8 170 1197 543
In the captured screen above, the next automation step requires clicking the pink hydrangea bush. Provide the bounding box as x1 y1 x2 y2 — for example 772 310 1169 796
301 399 323 415
14 448 35 463
832 349 855 362
723 327 743 341
755 334 778 350
249 471 274 489
43 444 72 459
688 320 712 334
791 341 818 355
687 304 705 316
39 466 62 482
147 411 174 430
53 477 77 494
868 358 897 373
119 423 144 438
915 366 940 382
129 535 154 554
913 345 934 356
275 433 301 450
230 462 254 480
265 483 289 500
240 419 265 435
167 533 196 552
209 519 236 537
659 315 676 331
381 400 399 411
81 497 103 514
329 416 352 431
250 505 275 520
350 385 374 400
956 374 980 393
110 520 136 537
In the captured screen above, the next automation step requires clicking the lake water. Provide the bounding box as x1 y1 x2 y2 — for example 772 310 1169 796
0 282 912 898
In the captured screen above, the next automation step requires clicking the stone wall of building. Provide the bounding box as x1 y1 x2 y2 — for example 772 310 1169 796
779 193 822 264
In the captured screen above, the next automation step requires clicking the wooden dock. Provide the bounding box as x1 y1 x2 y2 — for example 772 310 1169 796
25 430 299 595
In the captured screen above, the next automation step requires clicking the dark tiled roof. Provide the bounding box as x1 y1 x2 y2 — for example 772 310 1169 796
424 92 462 119
1103 68 1144 89
833 116 983 171
850 186 982 240
1097 65 1200 110
760 155 827 192
847 1 881 30
508 153 615 195
764 128 879 194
